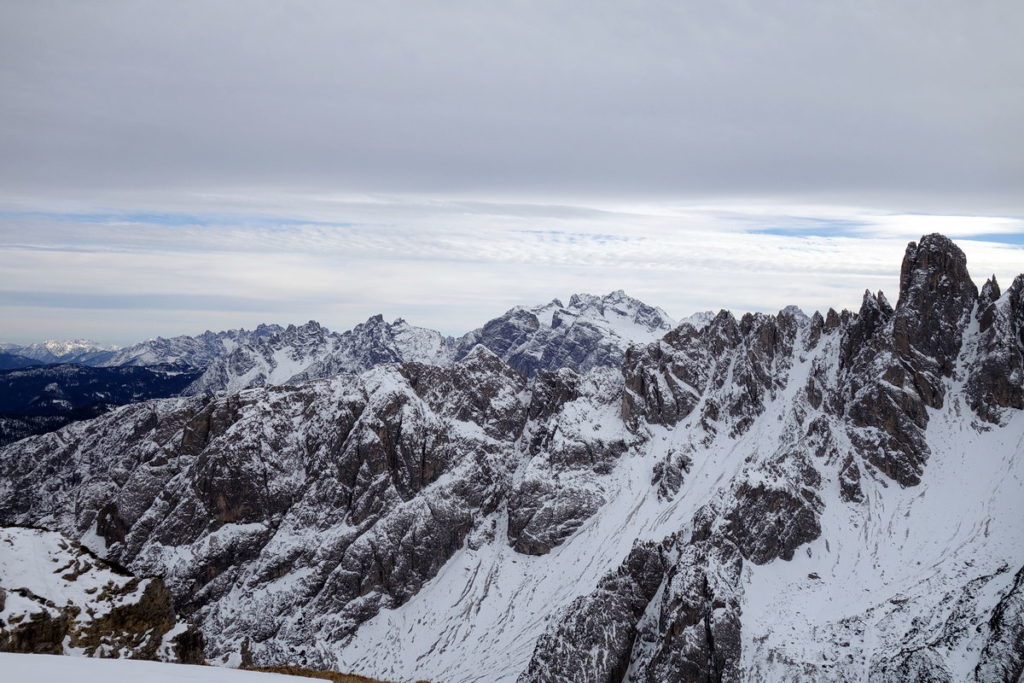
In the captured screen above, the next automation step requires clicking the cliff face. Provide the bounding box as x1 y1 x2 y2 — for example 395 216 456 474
0 234 1021 682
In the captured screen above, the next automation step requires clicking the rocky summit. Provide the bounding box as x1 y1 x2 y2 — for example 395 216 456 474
0 234 1021 682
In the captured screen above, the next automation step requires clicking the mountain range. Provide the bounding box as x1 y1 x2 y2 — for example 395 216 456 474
0 234 1021 682
0 292 683 446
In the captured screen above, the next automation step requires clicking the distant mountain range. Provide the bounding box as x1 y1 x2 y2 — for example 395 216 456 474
0 339 120 365
0 292 693 445
184 289 682 395
1 325 285 369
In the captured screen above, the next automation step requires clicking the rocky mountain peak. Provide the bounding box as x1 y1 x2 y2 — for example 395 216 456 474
979 275 1001 308
459 342 503 366
566 290 673 332
456 291 674 377
966 270 1024 423
283 320 326 336
779 304 810 322
897 233 977 311
893 233 978 377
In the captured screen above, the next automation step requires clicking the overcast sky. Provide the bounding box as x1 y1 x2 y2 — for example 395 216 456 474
1 1 1022 344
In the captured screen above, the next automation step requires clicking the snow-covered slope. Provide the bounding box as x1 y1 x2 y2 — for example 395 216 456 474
0 235 1021 682
0 526 201 661
741 406 1024 681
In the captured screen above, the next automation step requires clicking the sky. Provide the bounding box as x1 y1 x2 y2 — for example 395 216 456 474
1 1 1022 344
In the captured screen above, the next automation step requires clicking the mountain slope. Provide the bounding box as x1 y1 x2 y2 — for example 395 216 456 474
0 234 1021 682
0 353 43 370
0 363 202 447
0 653 381 683
0 525 202 661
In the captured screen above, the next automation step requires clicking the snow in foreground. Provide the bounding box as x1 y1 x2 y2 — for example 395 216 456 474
0 653 312 683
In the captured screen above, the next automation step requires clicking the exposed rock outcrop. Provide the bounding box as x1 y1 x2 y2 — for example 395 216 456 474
974 564 1024 683
0 525 202 662
518 540 670 683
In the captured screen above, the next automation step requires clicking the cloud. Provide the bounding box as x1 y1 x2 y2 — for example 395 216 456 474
0 199 1020 344
852 215 1024 241
1 2 1020 342
0 1 1021 211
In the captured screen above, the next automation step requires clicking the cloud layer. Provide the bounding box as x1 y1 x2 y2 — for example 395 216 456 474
1 198 1021 344
1 1 1022 210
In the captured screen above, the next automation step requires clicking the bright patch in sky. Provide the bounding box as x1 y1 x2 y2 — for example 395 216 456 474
1 195 1020 344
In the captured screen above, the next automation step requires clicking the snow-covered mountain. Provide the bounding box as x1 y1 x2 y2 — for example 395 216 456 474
295 315 457 380
1 339 120 365
1 328 286 370
0 235 1021 682
455 289 677 377
183 290 673 395
1 293 677 447
100 325 284 368
182 317 454 396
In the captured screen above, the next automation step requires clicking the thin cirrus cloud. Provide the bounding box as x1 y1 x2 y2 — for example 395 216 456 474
0 2 1021 342
0 199 1021 345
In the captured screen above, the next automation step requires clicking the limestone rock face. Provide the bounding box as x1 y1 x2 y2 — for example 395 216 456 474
626 538 744 683
837 234 983 487
508 367 629 555
974 564 1024 683
894 233 979 377
0 525 202 662
517 540 670 683
967 274 1024 423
